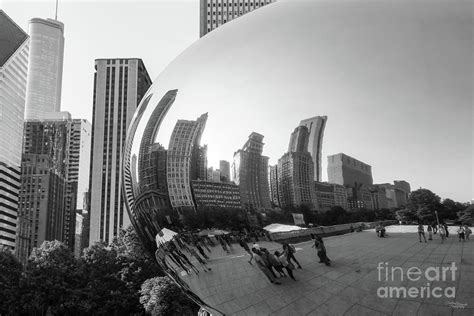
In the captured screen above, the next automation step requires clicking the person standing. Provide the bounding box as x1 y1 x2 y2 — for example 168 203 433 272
443 223 450 238
283 242 302 269
418 224 427 243
439 225 446 243
457 225 465 242
464 225 471 240
427 225 433 240
312 236 330 266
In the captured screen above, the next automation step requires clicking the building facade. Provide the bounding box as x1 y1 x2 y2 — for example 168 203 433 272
166 113 208 213
299 116 327 181
232 132 271 210
24 18 64 120
0 10 29 251
16 120 71 263
199 0 275 37
191 180 242 210
327 153 373 187
89 58 152 244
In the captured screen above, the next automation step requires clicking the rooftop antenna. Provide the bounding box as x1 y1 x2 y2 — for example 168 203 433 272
55 0 58 20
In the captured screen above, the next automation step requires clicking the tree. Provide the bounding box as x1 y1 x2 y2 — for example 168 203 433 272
408 189 440 210
458 205 474 225
140 277 197 316
19 240 83 315
0 249 22 315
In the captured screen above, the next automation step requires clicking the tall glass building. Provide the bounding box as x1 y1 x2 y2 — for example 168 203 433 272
24 17 64 120
0 10 29 251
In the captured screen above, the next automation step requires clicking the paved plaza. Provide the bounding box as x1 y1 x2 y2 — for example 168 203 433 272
183 226 474 315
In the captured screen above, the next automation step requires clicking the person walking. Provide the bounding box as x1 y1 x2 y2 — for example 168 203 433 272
457 225 465 242
283 242 302 269
464 225 471 240
262 248 286 277
427 225 433 240
418 223 427 243
252 248 281 285
239 236 253 264
275 251 297 281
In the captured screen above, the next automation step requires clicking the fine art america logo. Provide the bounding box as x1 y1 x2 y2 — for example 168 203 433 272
377 262 457 299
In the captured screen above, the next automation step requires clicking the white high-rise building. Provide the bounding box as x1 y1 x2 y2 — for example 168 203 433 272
24 17 64 120
0 10 29 251
200 0 275 37
89 58 152 244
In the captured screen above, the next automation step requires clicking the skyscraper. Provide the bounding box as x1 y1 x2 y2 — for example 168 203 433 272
64 119 91 250
24 17 64 120
0 10 29 252
199 0 275 37
16 119 71 263
167 113 208 213
299 116 327 181
89 58 152 244
232 132 271 210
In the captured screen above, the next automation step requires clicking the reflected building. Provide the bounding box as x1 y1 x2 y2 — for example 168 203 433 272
0 10 29 252
232 133 271 210
24 17 64 120
299 116 327 181
196 145 208 181
327 153 373 187
89 58 152 244
167 113 208 213
278 126 318 210
191 180 242 210
268 165 280 208
199 0 275 37
219 160 230 182
207 167 221 182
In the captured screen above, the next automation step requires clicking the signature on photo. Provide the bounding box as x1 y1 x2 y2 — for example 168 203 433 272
445 301 467 309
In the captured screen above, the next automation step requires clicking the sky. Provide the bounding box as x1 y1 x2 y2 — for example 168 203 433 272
2 0 472 203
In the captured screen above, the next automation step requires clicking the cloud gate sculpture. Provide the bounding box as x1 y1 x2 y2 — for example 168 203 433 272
121 1 465 314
